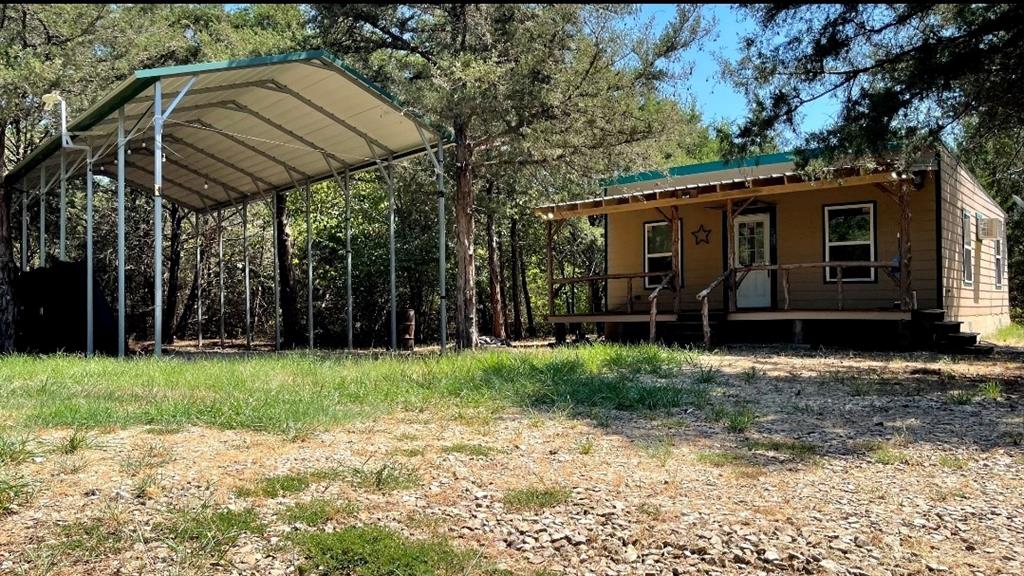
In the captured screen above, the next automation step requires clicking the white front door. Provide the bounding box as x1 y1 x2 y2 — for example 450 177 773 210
734 213 772 308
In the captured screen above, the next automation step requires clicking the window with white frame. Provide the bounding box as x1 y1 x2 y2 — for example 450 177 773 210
962 210 973 285
995 236 1003 289
824 203 875 281
643 221 680 289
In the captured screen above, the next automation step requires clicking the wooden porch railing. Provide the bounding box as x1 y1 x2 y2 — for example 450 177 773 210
553 271 668 314
695 261 899 348
647 273 673 343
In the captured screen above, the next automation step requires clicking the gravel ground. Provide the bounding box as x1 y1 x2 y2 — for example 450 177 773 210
2 346 1022 576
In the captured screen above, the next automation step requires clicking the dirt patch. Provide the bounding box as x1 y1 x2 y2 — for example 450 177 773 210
2 347 1022 575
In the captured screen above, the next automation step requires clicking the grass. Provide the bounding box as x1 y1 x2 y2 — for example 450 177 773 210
745 437 820 461
989 322 1024 345
236 467 344 498
946 389 976 405
938 455 968 470
575 436 594 455
0 431 35 466
57 516 132 558
279 498 359 526
1 472 32 514
707 404 758 433
694 450 747 467
855 440 911 465
0 345 701 434
441 443 496 458
503 486 571 511
979 380 1002 400
294 525 507 576
344 461 421 493
157 504 264 562
50 429 97 455
638 436 674 465
119 441 171 476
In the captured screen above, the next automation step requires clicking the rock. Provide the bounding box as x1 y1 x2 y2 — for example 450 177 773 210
819 559 843 573
763 548 781 562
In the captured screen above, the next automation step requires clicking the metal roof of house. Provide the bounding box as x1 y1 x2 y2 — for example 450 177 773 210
5 50 446 212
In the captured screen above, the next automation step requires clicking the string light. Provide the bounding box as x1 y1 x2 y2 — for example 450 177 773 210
203 181 209 190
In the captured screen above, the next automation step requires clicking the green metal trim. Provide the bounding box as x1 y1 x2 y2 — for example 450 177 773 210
601 151 798 188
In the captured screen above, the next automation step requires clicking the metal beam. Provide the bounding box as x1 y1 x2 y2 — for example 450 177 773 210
20 190 27 270
271 196 280 351
212 101 348 167
124 159 217 207
38 167 46 267
164 134 276 189
265 80 393 158
162 75 198 119
59 151 66 259
196 211 203 349
178 120 312 180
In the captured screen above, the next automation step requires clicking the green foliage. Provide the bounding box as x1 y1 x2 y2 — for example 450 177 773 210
0 472 32 514
946 389 976 405
0 432 35 467
744 438 819 461
51 429 96 455
295 525 505 576
978 381 1002 400
502 486 571 511
236 472 314 499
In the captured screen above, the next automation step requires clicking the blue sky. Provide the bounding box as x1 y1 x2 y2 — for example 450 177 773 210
640 3 838 135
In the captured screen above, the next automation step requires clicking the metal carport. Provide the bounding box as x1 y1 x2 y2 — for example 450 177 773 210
3 50 448 357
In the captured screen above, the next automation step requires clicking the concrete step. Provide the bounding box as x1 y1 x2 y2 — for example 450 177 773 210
912 308 946 324
931 321 962 336
943 332 979 347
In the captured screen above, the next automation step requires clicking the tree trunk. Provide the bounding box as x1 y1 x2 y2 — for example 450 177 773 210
275 189 301 347
162 204 184 344
0 123 15 352
509 217 524 340
486 208 505 339
174 237 200 339
521 245 536 337
453 118 477 348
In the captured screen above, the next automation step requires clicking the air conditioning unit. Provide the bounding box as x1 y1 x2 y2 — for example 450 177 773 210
977 217 1003 240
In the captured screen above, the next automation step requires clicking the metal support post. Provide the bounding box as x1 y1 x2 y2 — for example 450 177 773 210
345 169 353 351
196 212 203 348
387 161 397 351
218 209 225 346
20 193 27 270
271 197 280 351
306 181 313 350
39 166 46 267
59 151 67 259
436 142 447 352
153 79 164 357
244 201 251 348
117 107 126 358
86 157 94 356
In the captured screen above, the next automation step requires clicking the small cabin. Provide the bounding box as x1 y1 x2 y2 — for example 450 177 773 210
535 148 1010 352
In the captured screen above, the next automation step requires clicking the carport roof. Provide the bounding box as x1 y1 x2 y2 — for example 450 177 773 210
5 50 447 212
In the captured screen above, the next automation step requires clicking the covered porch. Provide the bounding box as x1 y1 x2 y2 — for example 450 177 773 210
536 160 934 347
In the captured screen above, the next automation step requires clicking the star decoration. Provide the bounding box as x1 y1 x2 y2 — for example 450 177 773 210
691 224 712 245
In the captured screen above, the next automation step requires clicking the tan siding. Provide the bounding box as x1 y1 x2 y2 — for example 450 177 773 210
938 149 1011 334
606 178 939 311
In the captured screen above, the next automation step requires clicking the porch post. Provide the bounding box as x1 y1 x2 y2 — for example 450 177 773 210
153 79 163 357
117 107 126 358
39 166 46 267
897 181 913 310
546 220 555 316
671 205 681 314
86 156 94 356
726 198 736 312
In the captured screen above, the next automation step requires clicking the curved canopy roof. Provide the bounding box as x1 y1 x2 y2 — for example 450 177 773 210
6 50 446 212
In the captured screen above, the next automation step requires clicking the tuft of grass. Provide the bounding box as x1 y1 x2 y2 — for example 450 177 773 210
57 517 132 558
740 366 760 386
51 429 96 455
848 378 877 397
638 436 674 465
157 504 264 562
636 502 662 520
295 525 503 576
392 446 425 458
691 360 723 386
855 440 911 465
745 438 819 461
0 472 32 514
694 450 746 467
978 381 1002 400
938 455 968 470
707 404 758 433
503 486 571 511
441 443 495 458
119 441 172 476
132 473 161 500
575 436 594 455
0 432 36 467
279 498 358 526
236 472 313 498
989 322 1024 345
344 461 420 494
946 389 976 405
